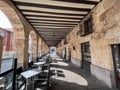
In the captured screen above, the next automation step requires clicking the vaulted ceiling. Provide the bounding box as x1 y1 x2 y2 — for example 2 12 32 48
12 0 101 46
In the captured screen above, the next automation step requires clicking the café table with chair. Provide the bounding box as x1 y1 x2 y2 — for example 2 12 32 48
20 54 52 90
21 68 41 90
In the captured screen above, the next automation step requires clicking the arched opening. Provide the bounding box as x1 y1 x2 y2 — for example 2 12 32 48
0 11 13 72
50 47 56 54
28 31 37 62
0 1 25 70
0 1 26 89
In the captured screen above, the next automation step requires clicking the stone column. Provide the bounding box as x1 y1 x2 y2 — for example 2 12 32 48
23 37 29 70
14 35 28 70
14 38 25 68
36 36 39 59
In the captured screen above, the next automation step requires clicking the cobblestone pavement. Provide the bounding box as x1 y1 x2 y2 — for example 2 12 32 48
50 54 112 90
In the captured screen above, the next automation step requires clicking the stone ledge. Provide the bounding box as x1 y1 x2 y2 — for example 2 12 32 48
91 64 116 88
71 57 81 67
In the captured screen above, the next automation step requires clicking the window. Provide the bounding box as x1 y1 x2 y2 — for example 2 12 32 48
111 44 120 88
80 16 93 36
80 24 84 36
73 46 75 50
84 18 93 34
64 38 67 45
67 36 70 43
3 32 6 45
77 30 80 36
81 42 91 62
0 31 5 37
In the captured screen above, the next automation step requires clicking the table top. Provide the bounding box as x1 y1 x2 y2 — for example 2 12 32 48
38 59 44 61
34 61 45 66
21 69 41 79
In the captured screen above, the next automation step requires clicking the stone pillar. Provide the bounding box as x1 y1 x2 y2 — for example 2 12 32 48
0 36 3 70
36 36 39 59
14 38 25 68
14 35 29 70
23 37 29 70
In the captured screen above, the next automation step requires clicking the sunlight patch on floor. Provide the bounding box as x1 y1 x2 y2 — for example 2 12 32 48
51 54 88 86
56 58 63 61
51 68 88 86
58 62 69 66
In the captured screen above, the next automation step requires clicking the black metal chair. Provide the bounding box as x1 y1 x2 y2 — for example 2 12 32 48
16 76 26 90
16 67 26 90
34 63 50 90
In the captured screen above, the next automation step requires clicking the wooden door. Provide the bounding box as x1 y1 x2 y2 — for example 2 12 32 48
81 42 91 72
111 44 120 88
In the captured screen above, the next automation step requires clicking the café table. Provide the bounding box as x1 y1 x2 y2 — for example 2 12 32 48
21 69 41 90
34 61 45 66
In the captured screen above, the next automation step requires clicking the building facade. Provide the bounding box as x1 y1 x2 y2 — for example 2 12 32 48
57 0 120 89
0 28 13 51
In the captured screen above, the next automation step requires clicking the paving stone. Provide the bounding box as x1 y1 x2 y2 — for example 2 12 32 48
50 54 112 90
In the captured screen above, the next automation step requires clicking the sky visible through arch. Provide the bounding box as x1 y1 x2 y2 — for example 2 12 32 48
0 10 12 29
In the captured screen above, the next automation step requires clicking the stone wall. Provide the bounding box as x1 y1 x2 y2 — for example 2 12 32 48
57 0 120 88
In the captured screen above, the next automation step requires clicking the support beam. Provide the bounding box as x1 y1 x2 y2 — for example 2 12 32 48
14 2 91 12
31 22 77 25
25 14 83 20
28 19 79 23
21 10 87 16
52 0 100 5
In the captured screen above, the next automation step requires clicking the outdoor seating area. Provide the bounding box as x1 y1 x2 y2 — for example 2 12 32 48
0 0 120 90
16 54 52 90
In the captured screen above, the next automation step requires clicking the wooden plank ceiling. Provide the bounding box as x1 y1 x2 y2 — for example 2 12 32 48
12 0 101 46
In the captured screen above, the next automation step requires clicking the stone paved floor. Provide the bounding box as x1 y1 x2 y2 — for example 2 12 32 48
50 54 112 90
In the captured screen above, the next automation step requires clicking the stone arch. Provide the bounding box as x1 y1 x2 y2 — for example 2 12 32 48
28 31 37 61
0 1 25 67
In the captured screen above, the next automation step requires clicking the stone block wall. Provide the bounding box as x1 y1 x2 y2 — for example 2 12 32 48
57 0 120 88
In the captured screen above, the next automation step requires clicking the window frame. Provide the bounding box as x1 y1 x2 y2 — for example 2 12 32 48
80 16 93 36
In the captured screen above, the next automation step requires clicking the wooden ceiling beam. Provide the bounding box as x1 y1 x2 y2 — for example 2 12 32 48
28 19 79 23
32 24 75 27
41 36 67 38
42 35 65 37
21 10 87 16
52 0 100 5
45 39 61 40
31 22 77 25
40 33 68 35
33 25 75 28
38 31 70 32
39 32 68 34
25 14 82 20
14 2 91 12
